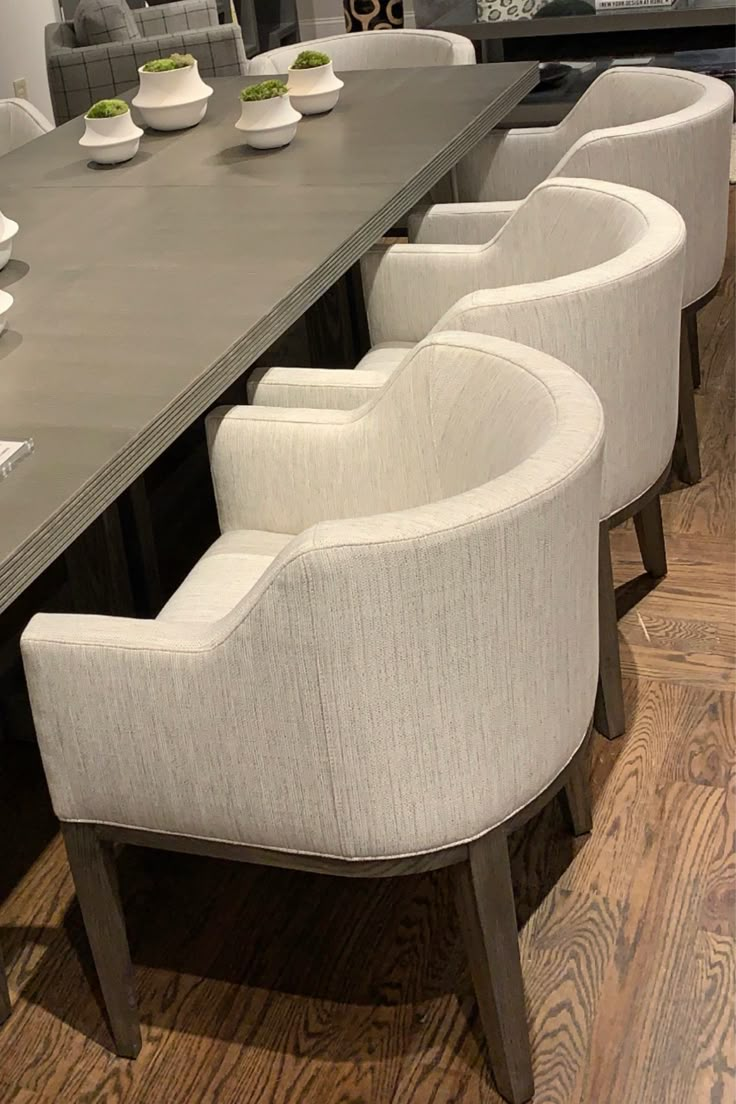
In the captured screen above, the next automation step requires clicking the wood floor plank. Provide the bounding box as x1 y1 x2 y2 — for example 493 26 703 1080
582 783 725 1104
691 930 736 1104
699 767 736 937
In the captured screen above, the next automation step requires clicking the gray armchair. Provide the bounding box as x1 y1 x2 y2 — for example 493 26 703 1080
46 0 248 125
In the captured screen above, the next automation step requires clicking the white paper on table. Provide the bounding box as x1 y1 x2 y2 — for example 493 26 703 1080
0 439 34 479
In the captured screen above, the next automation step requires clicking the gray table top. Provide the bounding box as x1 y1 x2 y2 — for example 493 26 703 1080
0 64 537 615
427 0 736 40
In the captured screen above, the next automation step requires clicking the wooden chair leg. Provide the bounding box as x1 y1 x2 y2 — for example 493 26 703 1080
675 322 702 485
560 746 592 837
455 832 534 1104
686 310 701 390
633 494 667 579
0 943 11 1024
62 824 141 1058
594 522 626 740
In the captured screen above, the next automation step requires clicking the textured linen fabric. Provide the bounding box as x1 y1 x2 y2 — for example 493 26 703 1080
408 201 519 245
248 345 412 408
361 178 685 519
363 177 660 344
452 67 733 307
45 0 245 125
0 99 53 157
23 332 604 861
248 29 475 75
73 0 140 46
248 367 389 409
158 531 292 623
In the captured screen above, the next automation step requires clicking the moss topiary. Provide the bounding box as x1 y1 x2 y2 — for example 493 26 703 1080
86 98 129 119
290 49 330 69
142 58 178 72
141 53 196 73
168 52 196 68
240 79 288 102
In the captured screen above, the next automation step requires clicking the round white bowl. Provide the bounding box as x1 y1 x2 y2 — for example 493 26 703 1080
133 60 213 131
235 93 301 150
0 289 13 336
0 212 19 272
287 60 344 115
79 111 143 165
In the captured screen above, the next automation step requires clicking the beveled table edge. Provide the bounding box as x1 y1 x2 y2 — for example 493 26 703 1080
0 63 538 614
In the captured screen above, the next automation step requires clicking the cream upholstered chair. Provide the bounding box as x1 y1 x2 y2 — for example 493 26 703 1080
22 332 603 1104
412 66 734 485
247 28 475 73
0 99 53 157
250 177 686 739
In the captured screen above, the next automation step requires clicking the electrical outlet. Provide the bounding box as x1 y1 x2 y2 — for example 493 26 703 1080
13 78 28 99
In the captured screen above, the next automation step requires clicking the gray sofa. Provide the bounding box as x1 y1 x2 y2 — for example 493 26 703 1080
46 0 251 124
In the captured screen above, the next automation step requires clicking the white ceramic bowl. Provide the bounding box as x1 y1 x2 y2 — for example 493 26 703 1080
0 289 13 336
79 111 143 165
236 93 301 150
0 213 19 271
133 60 213 131
287 60 344 115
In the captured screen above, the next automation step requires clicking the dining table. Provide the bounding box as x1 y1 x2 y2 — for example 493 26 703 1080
0 63 538 621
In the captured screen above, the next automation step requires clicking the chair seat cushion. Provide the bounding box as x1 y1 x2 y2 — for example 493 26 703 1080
157 530 292 624
74 0 141 46
354 342 414 375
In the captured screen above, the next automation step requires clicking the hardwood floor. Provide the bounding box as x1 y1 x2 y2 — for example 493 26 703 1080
0 198 733 1103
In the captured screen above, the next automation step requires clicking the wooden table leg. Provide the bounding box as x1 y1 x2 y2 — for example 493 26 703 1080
305 262 370 370
65 477 162 618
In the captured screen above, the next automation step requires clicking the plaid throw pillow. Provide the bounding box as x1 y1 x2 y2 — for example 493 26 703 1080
74 0 141 46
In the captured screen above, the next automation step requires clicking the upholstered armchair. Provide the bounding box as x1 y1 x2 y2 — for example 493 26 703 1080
250 177 686 739
413 67 734 484
45 0 248 124
23 332 603 1104
0 99 53 157
247 28 476 73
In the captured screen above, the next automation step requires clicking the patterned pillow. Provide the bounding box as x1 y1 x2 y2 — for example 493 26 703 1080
74 0 141 46
475 0 542 20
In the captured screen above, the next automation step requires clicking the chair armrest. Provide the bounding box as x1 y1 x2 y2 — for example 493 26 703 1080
247 53 280 75
361 243 486 344
247 367 386 409
407 201 520 244
206 403 376 532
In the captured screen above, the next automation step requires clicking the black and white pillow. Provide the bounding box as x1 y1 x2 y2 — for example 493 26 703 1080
74 0 141 46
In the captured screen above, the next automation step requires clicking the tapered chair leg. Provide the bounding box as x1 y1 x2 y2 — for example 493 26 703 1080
560 747 592 837
0 944 11 1024
455 832 534 1104
675 322 702 485
62 824 141 1058
686 310 701 390
633 494 667 579
594 522 626 740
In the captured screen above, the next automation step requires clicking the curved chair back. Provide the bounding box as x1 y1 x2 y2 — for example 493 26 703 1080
458 67 732 307
0 99 53 157
24 334 603 861
248 29 475 74
364 178 685 519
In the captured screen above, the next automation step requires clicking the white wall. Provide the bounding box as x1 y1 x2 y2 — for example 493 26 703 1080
0 0 61 122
